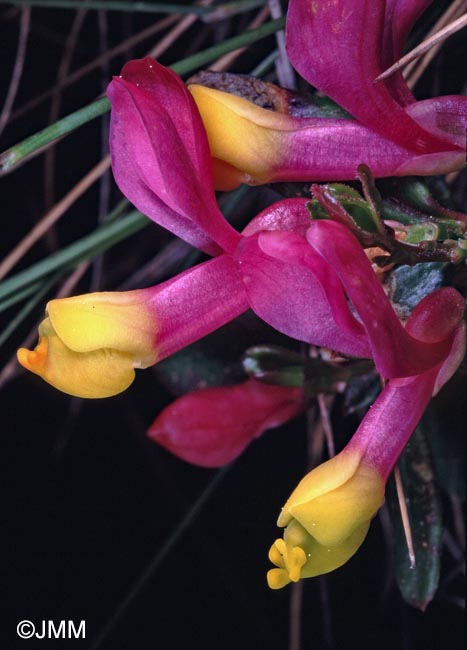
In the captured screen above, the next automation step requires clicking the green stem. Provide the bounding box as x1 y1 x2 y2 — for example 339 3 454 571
0 97 110 174
0 17 284 175
0 210 149 308
2 0 255 15
0 275 59 347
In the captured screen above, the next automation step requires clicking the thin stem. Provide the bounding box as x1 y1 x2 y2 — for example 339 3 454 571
406 0 467 88
317 393 335 458
209 4 270 71
289 581 303 650
0 17 285 175
267 0 295 89
10 14 179 123
0 6 31 135
394 465 416 570
0 156 112 281
3 0 214 14
147 1 212 59
44 9 87 213
201 0 265 23
375 11 467 82
0 210 148 307
450 494 466 553
86 465 231 650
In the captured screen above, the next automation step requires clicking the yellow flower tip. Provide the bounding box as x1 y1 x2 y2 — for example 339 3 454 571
16 290 159 399
268 454 386 586
267 568 291 590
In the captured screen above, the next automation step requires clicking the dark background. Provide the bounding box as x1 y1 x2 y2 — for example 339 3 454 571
1 2 465 649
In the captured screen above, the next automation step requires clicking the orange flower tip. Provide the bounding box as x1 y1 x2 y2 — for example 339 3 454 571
17 340 48 374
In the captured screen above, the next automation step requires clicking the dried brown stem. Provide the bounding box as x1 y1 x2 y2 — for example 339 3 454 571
10 14 180 123
209 5 270 71
317 393 336 458
268 0 295 89
406 0 467 89
394 464 416 569
0 6 31 136
375 11 467 83
0 156 111 281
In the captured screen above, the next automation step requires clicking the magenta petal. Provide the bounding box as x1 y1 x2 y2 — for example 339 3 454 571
306 221 456 378
432 322 466 396
242 198 312 237
348 286 465 477
404 286 466 394
274 117 465 180
406 96 467 143
235 230 371 358
285 0 454 153
384 0 433 63
148 380 303 467
405 287 465 343
108 58 240 254
347 369 438 480
145 254 249 361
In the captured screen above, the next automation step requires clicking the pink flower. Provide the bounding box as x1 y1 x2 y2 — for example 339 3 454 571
107 58 456 380
20 57 464 407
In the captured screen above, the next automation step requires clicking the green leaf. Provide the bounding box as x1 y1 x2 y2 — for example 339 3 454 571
242 345 305 387
389 262 448 314
242 345 374 393
387 427 443 611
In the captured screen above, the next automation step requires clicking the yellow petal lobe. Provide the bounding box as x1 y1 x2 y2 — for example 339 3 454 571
189 85 287 185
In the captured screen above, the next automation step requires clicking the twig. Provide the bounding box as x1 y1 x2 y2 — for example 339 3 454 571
394 464 416 569
86 466 230 650
375 12 467 83
0 6 31 135
0 156 111 281
148 0 214 59
406 1 467 89
209 4 270 71
267 0 295 89
317 393 335 458
44 9 87 214
289 581 303 650
10 15 179 123
450 493 466 553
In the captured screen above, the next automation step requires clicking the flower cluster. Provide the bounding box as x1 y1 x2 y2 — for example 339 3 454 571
18 0 465 587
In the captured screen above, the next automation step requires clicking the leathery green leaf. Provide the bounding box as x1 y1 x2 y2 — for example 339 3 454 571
388 427 442 611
